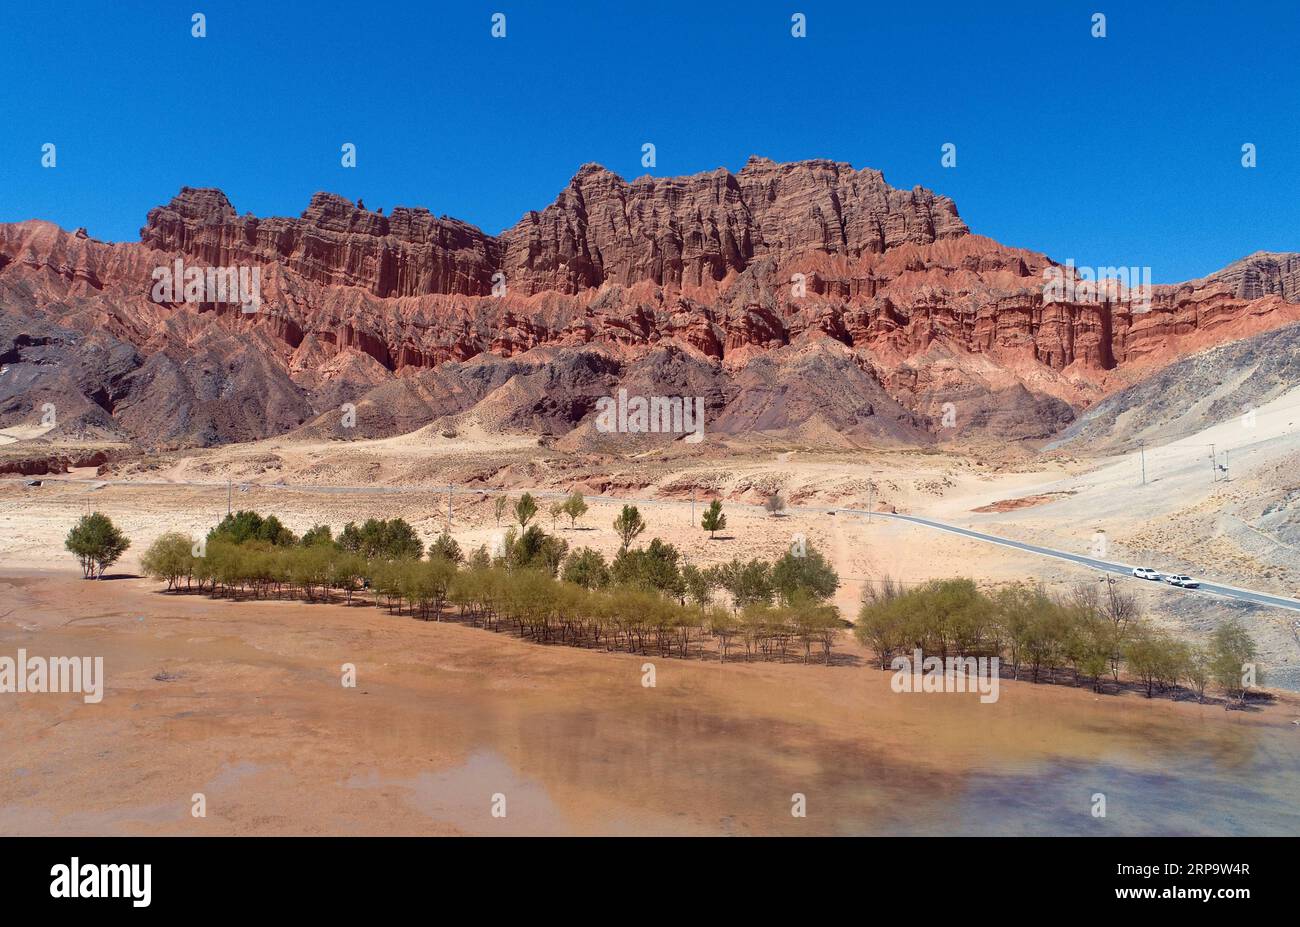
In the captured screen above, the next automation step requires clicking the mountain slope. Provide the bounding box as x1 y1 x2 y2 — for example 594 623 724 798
1050 321 1300 453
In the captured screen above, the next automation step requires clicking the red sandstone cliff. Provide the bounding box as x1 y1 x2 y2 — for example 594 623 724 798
2 159 1297 447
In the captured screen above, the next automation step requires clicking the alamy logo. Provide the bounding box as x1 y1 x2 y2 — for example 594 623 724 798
890 649 1000 703
594 389 704 443
1043 259 1152 313
0 649 103 703
151 258 262 312
50 858 150 907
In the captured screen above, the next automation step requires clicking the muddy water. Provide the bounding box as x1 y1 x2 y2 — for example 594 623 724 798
1 573 1297 836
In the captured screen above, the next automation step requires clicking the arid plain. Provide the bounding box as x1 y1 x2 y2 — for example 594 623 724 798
3 420 1300 836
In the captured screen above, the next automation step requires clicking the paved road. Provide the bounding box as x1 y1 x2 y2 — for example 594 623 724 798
11 475 1300 614
842 510 1300 614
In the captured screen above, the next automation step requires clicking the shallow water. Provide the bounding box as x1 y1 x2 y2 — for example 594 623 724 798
2 573 1298 836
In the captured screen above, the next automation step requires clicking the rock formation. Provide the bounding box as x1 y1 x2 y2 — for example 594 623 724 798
2 158 1297 448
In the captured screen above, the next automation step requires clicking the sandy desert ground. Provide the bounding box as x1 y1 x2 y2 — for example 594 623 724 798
5 401 1300 834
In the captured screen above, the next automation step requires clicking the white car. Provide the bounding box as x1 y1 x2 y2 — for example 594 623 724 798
1132 567 1161 580
1164 574 1200 588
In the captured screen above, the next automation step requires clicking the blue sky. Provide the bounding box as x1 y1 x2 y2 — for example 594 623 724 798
1 0 1295 282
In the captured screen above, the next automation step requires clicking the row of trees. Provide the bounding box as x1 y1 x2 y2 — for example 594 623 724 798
448 567 840 663
496 492 732 542
139 507 846 663
92 507 1267 697
854 577 1262 702
493 491 589 531
200 493 741 569
208 510 426 560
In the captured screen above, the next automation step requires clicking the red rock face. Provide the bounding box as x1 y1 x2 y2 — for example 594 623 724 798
3 159 1298 447
139 157 967 299
497 157 968 294
141 188 501 298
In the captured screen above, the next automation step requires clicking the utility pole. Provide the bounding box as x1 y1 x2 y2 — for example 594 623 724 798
868 480 875 523
1210 443 1216 483
227 478 232 516
1223 449 1229 482
1138 440 1146 486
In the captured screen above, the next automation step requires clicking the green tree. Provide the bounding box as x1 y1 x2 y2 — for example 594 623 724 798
290 543 335 601
381 519 423 560
339 518 423 560
1184 645 1211 702
854 579 909 669
494 495 510 526
209 510 297 546
140 531 196 591
404 558 457 620
428 531 463 563
330 551 367 604
708 607 741 662
1207 618 1260 703
701 499 726 539
514 493 538 529
207 510 265 545
1123 626 1182 698
611 538 685 599
506 525 568 577
992 582 1047 681
561 547 610 590
1066 609 1113 692
562 490 588 528
301 524 335 548
613 504 646 551
788 596 842 664
712 558 773 609
681 563 712 606
1013 597 1069 684
65 512 131 579
467 544 492 570
771 545 839 604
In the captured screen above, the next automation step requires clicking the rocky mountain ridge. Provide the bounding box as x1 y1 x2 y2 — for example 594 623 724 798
2 158 1297 450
